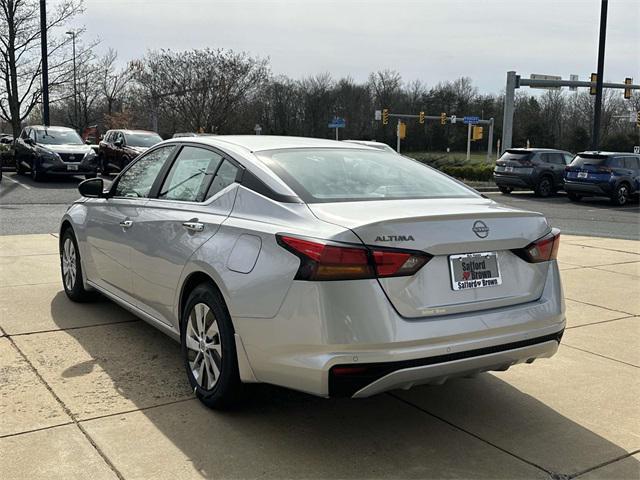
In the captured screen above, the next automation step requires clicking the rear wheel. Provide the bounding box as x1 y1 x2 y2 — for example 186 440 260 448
567 192 582 202
498 186 513 194
60 229 95 302
181 284 242 409
535 177 553 197
611 183 630 206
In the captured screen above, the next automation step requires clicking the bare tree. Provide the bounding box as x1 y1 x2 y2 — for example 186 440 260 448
0 0 84 138
99 48 133 115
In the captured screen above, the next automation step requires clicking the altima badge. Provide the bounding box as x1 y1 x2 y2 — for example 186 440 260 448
375 235 415 242
472 221 489 238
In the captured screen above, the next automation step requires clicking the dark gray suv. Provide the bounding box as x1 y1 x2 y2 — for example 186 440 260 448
493 148 574 197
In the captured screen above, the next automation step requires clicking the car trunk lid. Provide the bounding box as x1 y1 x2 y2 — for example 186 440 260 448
308 197 551 318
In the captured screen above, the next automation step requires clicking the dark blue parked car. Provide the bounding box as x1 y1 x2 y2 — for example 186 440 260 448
564 151 640 206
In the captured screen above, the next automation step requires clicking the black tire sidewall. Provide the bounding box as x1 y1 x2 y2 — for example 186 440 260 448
181 284 240 408
611 184 629 206
60 229 92 302
536 177 552 197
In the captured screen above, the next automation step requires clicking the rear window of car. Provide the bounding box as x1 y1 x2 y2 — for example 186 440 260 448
499 151 532 162
570 155 608 168
256 148 477 203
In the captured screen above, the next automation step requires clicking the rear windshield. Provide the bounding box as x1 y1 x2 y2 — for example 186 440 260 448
570 155 608 167
499 151 532 162
256 148 477 203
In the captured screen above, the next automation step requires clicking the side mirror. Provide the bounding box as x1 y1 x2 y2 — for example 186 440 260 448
114 139 123 147
24 138 35 145
78 178 105 198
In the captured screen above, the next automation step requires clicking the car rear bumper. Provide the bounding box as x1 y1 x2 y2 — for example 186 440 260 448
493 173 533 188
564 180 612 195
235 261 565 397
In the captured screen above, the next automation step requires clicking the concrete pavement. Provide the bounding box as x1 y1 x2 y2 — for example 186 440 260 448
0 234 638 479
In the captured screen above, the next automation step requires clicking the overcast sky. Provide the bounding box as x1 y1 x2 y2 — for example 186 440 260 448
73 0 639 94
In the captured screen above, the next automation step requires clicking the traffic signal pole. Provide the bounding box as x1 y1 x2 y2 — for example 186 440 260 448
592 0 608 150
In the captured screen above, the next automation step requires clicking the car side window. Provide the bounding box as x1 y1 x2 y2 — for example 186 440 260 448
205 160 240 200
114 146 176 198
563 154 574 165
608 157 622 168
624 157 639 169
20 129 28 139
159 146 223 202
547 153 564 165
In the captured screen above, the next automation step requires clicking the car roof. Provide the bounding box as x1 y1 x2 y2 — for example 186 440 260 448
171 135 374 153
111 129 159 135
29 125 75 132
577 151 639 157
506 148 571 153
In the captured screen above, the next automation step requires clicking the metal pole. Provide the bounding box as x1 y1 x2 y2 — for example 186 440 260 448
396 119 401 153
466 123 471 161
39 0 50 126
335 127 339 141
487 118 494 161
72 32 77 128
502 71 517 152
592 0 608 150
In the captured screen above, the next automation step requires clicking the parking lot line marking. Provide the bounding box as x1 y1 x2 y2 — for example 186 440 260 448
562 344 639 369
2 175 31 190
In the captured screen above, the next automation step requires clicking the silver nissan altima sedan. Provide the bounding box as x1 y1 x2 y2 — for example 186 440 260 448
59 136 565 409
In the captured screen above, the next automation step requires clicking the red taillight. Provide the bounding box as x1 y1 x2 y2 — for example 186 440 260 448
514 229 561 263
277 235 431 281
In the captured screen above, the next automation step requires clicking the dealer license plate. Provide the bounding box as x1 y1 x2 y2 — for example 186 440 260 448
67 164 79 171
449 252 502 291
577 171 588 178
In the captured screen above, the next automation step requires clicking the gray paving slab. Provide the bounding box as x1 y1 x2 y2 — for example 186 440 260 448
80 393 549 479
395 346 640 477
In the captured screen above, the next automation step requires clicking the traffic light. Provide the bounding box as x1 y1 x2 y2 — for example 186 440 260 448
382 108 389 125
440 112 447 125
590 73 597 95
419 111 425 124
624 77 632 100
472 126 483 141
398 121 407 140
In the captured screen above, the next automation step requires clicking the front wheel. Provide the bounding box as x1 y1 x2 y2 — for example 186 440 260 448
611 184 630 206
60 229 95 302
181 284 243 409
498 186 513 194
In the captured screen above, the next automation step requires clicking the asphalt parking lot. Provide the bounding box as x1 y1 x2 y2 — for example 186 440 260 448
1 171 639 239
0 233 639 479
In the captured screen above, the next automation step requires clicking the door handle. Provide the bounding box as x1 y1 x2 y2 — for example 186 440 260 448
119 220 133 229
183 221 204 233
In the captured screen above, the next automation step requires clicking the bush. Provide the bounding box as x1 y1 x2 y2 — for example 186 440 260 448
438 164 494 182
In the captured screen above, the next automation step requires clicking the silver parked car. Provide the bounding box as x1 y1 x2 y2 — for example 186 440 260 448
60 136 565 409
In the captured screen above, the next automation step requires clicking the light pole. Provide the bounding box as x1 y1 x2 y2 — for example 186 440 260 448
40 0 50 126
65 30 78 128
592 0 608 151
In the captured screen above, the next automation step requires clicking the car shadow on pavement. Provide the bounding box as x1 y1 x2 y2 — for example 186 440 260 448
47 293 638 479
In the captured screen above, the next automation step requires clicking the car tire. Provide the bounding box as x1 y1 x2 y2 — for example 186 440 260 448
610 183 630 206
181 283 243 410
498 186 513 194
60 228 96 302
567 192 582 202
535 177 553 197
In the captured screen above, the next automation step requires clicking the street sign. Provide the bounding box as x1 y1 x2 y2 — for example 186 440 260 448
450 115 457 124
374 110 382 121
463 116 480 125
328 117 346 129
530 73 562 90
634 146 639 154
569 74 579 91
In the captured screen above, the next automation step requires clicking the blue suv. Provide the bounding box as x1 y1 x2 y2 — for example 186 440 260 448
564 151 640 206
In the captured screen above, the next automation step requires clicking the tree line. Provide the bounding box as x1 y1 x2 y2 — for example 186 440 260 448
2 0 638 154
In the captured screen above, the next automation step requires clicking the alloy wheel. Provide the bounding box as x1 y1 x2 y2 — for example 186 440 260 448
185 303 222 390
617 185 628 205
62 238 77 291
